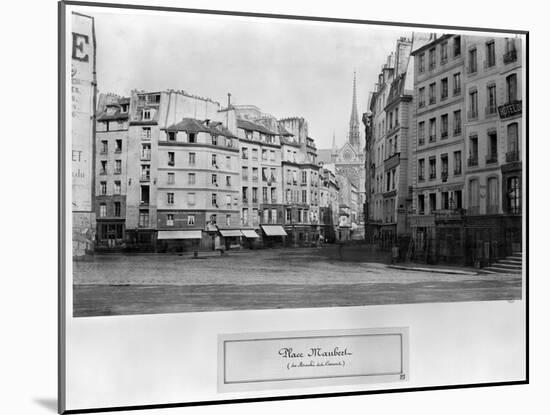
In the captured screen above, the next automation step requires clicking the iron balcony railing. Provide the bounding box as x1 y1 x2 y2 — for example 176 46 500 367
467 156 478 167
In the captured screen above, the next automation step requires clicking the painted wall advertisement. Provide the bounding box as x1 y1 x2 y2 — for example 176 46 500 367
71 12 96 256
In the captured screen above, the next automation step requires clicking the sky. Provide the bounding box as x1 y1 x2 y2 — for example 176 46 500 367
81 7 413 149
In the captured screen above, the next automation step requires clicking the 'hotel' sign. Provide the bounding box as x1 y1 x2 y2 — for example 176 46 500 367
498 101 522 119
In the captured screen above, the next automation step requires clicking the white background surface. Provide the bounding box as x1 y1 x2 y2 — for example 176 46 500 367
0 0 545 414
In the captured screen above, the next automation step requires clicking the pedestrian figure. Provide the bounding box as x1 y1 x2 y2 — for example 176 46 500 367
391 244 400 264
338 241 344 261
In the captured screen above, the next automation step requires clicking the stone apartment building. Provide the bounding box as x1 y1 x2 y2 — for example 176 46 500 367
124 89 221 251
409 34 467 263
155 118 241 252
366 37 416 247
279 117 321 246
319 166 339 243
94 94 130 250
462 35 523 266
369 53 395 239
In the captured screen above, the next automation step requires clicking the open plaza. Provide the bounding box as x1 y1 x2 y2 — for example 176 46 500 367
73 246 522 317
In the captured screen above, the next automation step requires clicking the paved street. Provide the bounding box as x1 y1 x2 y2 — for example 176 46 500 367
73 246 522 317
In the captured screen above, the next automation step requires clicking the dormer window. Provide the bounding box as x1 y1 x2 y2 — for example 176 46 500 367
188 133 196 143
211 134 218 145
142 109 151 121
121 104 128 113
168 131 176 142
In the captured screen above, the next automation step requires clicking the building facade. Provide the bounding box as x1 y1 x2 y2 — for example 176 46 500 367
409 34 467 263
125 90 222 251
94 94 130 250
462 35 523 266
155 118 241 252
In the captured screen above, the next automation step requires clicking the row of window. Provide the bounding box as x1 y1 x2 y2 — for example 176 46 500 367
242 167 278 183
99 180 122 196
163 192 234 209
418 111 462 145
418 36 462 73
166 131 234 148
100 139 123 154
242 186 278 204
467 122 520 167
418 73 461 108
466 38 517 74
241 147 278 162
467 74 518 120
98 201 122 218
373 168 398 194
418 151 462 182
165 151 233 169
243 130 277 145
417 190 463 214
99 159 122 175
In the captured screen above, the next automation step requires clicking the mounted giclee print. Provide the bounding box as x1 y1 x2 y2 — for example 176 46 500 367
59 1 528 413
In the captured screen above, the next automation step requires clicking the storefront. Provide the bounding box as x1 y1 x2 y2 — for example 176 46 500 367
218 229 243 250
434 211 465 264
241 229 260 248
156 230 202 253
408 215 436 263
96 220 125 250
261 225 287 247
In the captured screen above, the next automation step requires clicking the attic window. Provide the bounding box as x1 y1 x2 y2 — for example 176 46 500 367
142 109 151 121
168 131 176 142
188 133 196 143
121 104 128 113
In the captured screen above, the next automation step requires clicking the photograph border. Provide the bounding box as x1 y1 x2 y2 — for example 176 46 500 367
58 1 529 413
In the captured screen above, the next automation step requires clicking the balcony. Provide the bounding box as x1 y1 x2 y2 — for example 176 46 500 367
429 134 436 143
441 131 448 139
141 153 151 161
506 151 520 163
418 138 425 146
429 97 436 105
453 168 462 176
467 156 478 167
140 175 150 182
441 172 448 182
503 49 517 64
418 176 425 182
467 110 478 120
453 127 462 136
453 88 461 96
486 154 498 165
418 101 425 108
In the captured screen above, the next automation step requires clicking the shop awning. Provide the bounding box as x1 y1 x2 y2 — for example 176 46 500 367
219 229 243 237
157 230 202 240
241 229 259 238
261 225 288 236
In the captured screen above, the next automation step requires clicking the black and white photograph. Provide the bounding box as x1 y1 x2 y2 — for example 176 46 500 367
57 0 528 413
69 6 525 318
